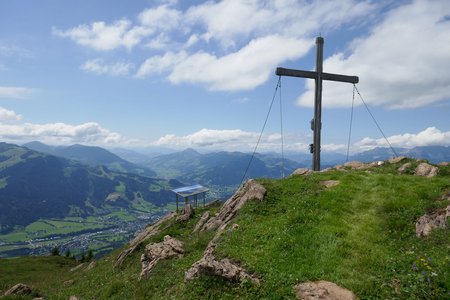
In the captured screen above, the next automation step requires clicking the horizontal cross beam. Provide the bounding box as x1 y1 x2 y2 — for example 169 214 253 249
276 67 359 84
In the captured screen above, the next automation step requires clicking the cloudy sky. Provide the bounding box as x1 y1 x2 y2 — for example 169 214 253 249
1 0 449 153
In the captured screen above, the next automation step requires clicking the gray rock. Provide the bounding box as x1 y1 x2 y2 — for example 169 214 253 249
292 168 312 176
192 211 210 233
344 161 368 170
438 161 449 166
398 162 412 174
185 254 259 284
416 205 450 237
3 283 33 296
294 281 356 300
320 180 340 188
114 212 176 267
69 263 85 272
414 163 439 177
176 203 194 222
84 260 96 271
388 156 407 164
68 296 80 300
201 179 266 232
64 280 74 286
140 235 184 279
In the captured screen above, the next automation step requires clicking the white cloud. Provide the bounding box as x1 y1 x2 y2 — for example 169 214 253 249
153 128 313 152
355 127 450 150
298 0 450 109
186 0 374 48
0 121 124 145
136 51 187 78
53 20 148 51
81 59 133 76
55 0 377 91
0 107 22 122
167 35 312 91
0 86 34 99
138 5 181 30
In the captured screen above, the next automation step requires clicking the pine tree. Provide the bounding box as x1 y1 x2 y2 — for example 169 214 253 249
51 246 59 256
86 249 94 261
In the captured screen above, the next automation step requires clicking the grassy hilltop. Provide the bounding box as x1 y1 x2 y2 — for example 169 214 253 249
1 158 449 299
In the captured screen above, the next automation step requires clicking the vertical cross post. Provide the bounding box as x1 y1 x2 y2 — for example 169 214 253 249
312 37 324 171
276 37 358 171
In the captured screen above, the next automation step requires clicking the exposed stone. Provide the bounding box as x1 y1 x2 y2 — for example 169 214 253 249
69 296 80 300
438 161 449 166
388 156 407 164
368 161 384 167
320 180 340 188
140 235 184 279
64 280 74 286
186 254 259 284
294 281 357 300
176 203 194 222
414 163 439 177
193 211 210 233
186 221 258 284
292 168 312 176
114 212 176 267
201 179 266 232
3 283 33 296
343 161 369 170
85 260 96 271
441 189 450 201
416 205 450 237
69 263 85 272
397 162 412 174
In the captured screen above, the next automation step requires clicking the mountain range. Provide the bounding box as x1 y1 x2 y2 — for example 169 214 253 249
23 141 156 177
0 142 180 234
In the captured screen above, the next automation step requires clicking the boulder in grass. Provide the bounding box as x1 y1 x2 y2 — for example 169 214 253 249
294 281 357 300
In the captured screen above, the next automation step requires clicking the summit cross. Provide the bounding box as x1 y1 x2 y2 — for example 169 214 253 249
276 37 359 171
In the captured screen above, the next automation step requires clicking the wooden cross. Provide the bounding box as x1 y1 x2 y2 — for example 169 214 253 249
276 37 359 171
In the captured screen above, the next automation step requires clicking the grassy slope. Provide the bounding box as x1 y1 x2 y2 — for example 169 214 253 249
1 160 449 299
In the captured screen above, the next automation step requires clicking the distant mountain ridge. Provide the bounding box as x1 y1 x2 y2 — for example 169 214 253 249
23 141 156 177
144 149 302 198
0 142 180 234
285 146 450 167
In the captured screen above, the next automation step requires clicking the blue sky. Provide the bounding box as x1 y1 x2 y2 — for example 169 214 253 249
0 0 449 153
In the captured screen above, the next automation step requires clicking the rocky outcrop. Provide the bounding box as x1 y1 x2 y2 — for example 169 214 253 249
140 235 184 279
343 161 383 170
114 212 176 267
2 283 33 297
388 156 407 164
416 205 450 237
69 263 85 272
85 260 96 271
397 162 412 174
438 161 449 166
186 180 265 284
320 180 340 188
192 211 210 233
414 163 439 177
176 203 194 222
185 225 259 284
201 179 266 231
292 168 312 176
294 281 357 300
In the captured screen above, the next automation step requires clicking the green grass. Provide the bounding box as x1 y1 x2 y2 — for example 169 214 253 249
0 256 78 297
1 161 449 299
